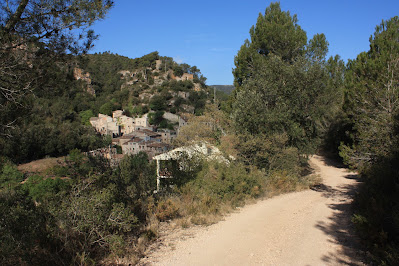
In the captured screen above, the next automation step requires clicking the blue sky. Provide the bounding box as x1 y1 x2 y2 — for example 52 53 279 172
90 0 399 85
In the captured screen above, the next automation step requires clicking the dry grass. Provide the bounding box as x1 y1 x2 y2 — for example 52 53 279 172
17 156 65 175
96 158 323 265
264 171 321 197
134 166 321 265
101 215 161 265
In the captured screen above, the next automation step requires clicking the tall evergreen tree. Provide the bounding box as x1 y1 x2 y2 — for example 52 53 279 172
339 17 399 264
232 2 307 89
232 2 343 167
340 16 399 168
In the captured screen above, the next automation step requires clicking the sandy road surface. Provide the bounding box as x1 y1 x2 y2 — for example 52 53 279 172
140 155 365 265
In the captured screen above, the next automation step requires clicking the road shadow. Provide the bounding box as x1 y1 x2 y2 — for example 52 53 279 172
310 174 359 199
316 154 347 169
311 165 368 265
344 174 361 180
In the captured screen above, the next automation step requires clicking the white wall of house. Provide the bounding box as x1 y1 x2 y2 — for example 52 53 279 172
135 113 149 127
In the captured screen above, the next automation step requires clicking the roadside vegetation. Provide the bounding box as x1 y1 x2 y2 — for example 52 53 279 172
1 103 319 264
334 17 399 264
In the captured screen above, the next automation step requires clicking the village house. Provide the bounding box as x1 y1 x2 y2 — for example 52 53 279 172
121 137 143 155
145 141 169 158
157 128 177 144
155 59 162 70
174 73 194 81
179 114 189 128
112 110 124 118
135 113 151 127
152 142 231 192
120 135 169 157
90 114 121 137
110 127 169 158
89 110 189 159
111 134 134 146
133 129 162 141
90 111 152 137
168 71 194 82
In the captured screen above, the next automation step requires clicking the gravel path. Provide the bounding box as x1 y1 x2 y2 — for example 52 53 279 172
140 155 365 265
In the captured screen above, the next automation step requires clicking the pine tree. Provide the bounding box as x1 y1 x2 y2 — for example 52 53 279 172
232 2 307 89
340 16 399 168
231 2 343 164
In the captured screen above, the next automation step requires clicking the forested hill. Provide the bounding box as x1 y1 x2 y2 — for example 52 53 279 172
0 51 211 163
79 51 210 116
210 85 235 95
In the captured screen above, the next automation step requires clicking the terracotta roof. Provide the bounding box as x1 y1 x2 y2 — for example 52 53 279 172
146 141 169 148
141 129 161 136
119 135 135 139
157 128 176 133
126 137 143 144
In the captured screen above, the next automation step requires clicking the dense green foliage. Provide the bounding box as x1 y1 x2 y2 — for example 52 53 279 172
83 51 152 97
233 2 306 88
0 0 114 163
153 154 316 226
0 151 157 265
0 62 106 163
0 147 316 264
81 51 209 117
231 2 344 172
340 17 399 170
0 163 25 189
231 4 399 262
0 0 113 136
336 17 399 264
0 188 59 265
211 85 235 95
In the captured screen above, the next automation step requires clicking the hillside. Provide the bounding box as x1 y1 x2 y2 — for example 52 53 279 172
79 51 211 117
0 51 212 163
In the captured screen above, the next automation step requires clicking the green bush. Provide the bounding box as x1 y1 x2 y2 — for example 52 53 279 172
351 156 399 264
179 161 264 212
0 163 25 189
79 109 95 126
23 175 70 202
0 189 58 265
99 102 114 116
236 133 301 175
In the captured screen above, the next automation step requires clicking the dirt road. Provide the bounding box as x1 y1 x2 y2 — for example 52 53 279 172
140 155 365 265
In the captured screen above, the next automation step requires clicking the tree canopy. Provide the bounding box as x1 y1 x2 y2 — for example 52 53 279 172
231 2 344 170
0 0 113 135
340 16 399 169
233 2 307 88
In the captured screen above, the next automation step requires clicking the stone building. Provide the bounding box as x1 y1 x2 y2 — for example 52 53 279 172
90 111 152 137
90 114 120 137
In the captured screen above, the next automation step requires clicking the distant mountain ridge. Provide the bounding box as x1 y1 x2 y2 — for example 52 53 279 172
210 85 235 95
